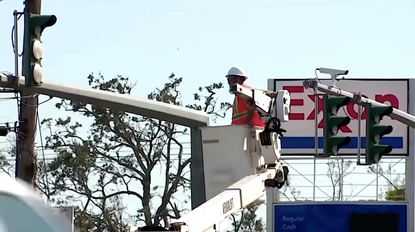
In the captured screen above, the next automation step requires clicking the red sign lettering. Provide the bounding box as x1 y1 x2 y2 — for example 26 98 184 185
283 86 304 120
306 95 323 120
283 84 401 133
376 94 399 120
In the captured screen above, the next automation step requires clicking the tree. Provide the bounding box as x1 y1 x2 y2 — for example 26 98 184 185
326 158 356 201
41 73 231 231
0 135 15 176
279 174 301 201
368 164 405 201
186 83 231 123
229 203 265 232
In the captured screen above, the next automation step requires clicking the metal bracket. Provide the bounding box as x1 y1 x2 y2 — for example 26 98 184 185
352 92 362 104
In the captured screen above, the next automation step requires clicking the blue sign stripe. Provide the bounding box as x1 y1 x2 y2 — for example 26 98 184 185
274 204 407 232
281 137 403 149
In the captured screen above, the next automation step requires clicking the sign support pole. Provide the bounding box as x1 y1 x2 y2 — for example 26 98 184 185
406 80 415 232
313 84 318 201
266 186 275 232
356 93 363 164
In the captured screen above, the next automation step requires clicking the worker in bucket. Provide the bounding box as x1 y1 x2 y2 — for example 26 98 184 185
226 67 265 128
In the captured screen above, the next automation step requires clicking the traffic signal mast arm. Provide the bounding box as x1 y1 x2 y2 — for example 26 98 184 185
0 74 210 127
303 78 415 129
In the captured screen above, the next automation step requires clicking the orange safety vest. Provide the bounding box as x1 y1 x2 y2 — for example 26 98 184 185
231 90 265 128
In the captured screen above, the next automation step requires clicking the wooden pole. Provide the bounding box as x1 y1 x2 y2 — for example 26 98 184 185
17 0 42 187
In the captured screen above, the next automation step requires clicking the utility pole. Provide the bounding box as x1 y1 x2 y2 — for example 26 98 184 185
17 0 42 186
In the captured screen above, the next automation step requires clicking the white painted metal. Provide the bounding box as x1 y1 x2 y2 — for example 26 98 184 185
201 125 284 201
232 83 291 122
266 186 275 232
201 125 260 201
172 169 276 232
0 175 72 232
0 75 210 127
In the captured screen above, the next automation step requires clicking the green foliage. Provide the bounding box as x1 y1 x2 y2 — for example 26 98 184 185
37 72 230 231
0 72 231 231
385 187 405 201
229 204 265 232
0 148 12 175
186 82 232 123
0 135 18 176
368 164 405 201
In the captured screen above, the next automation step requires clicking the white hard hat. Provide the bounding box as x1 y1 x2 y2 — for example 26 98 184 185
226 67 247 79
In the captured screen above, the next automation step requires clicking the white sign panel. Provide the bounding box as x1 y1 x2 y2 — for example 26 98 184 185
268 78 408 156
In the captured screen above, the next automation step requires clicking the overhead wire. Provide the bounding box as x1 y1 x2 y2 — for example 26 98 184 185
19 96 53 107
0 94 34 101
37 105 51 204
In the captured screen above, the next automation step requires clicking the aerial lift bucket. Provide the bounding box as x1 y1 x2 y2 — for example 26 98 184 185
200 125 264 201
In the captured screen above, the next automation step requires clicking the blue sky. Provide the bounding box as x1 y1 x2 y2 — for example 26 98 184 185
0 0 414 228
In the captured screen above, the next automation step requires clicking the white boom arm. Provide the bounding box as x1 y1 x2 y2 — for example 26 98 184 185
170 169 278 232
230 84 291 123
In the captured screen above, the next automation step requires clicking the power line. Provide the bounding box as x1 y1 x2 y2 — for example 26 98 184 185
2 152 192 161
37 106 51 203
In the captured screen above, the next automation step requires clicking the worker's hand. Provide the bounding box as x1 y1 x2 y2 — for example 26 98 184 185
247 121 257 138
249 127 256 138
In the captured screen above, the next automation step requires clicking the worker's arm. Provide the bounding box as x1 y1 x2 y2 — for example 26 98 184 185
245 99 255 127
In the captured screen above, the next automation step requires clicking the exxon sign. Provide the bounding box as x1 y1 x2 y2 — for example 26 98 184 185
267 78 408 156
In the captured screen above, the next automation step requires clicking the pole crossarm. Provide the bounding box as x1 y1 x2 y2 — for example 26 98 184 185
303 78 415 129
0 74 210 127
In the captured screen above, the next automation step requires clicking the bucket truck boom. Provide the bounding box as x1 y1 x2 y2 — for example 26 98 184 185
170 84 291 232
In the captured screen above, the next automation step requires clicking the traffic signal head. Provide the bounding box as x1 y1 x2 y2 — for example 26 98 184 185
366 104 393 164
23 13 57 86
323 95 351 157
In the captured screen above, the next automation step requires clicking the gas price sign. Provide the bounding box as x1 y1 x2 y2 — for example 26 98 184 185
274 203 407 232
